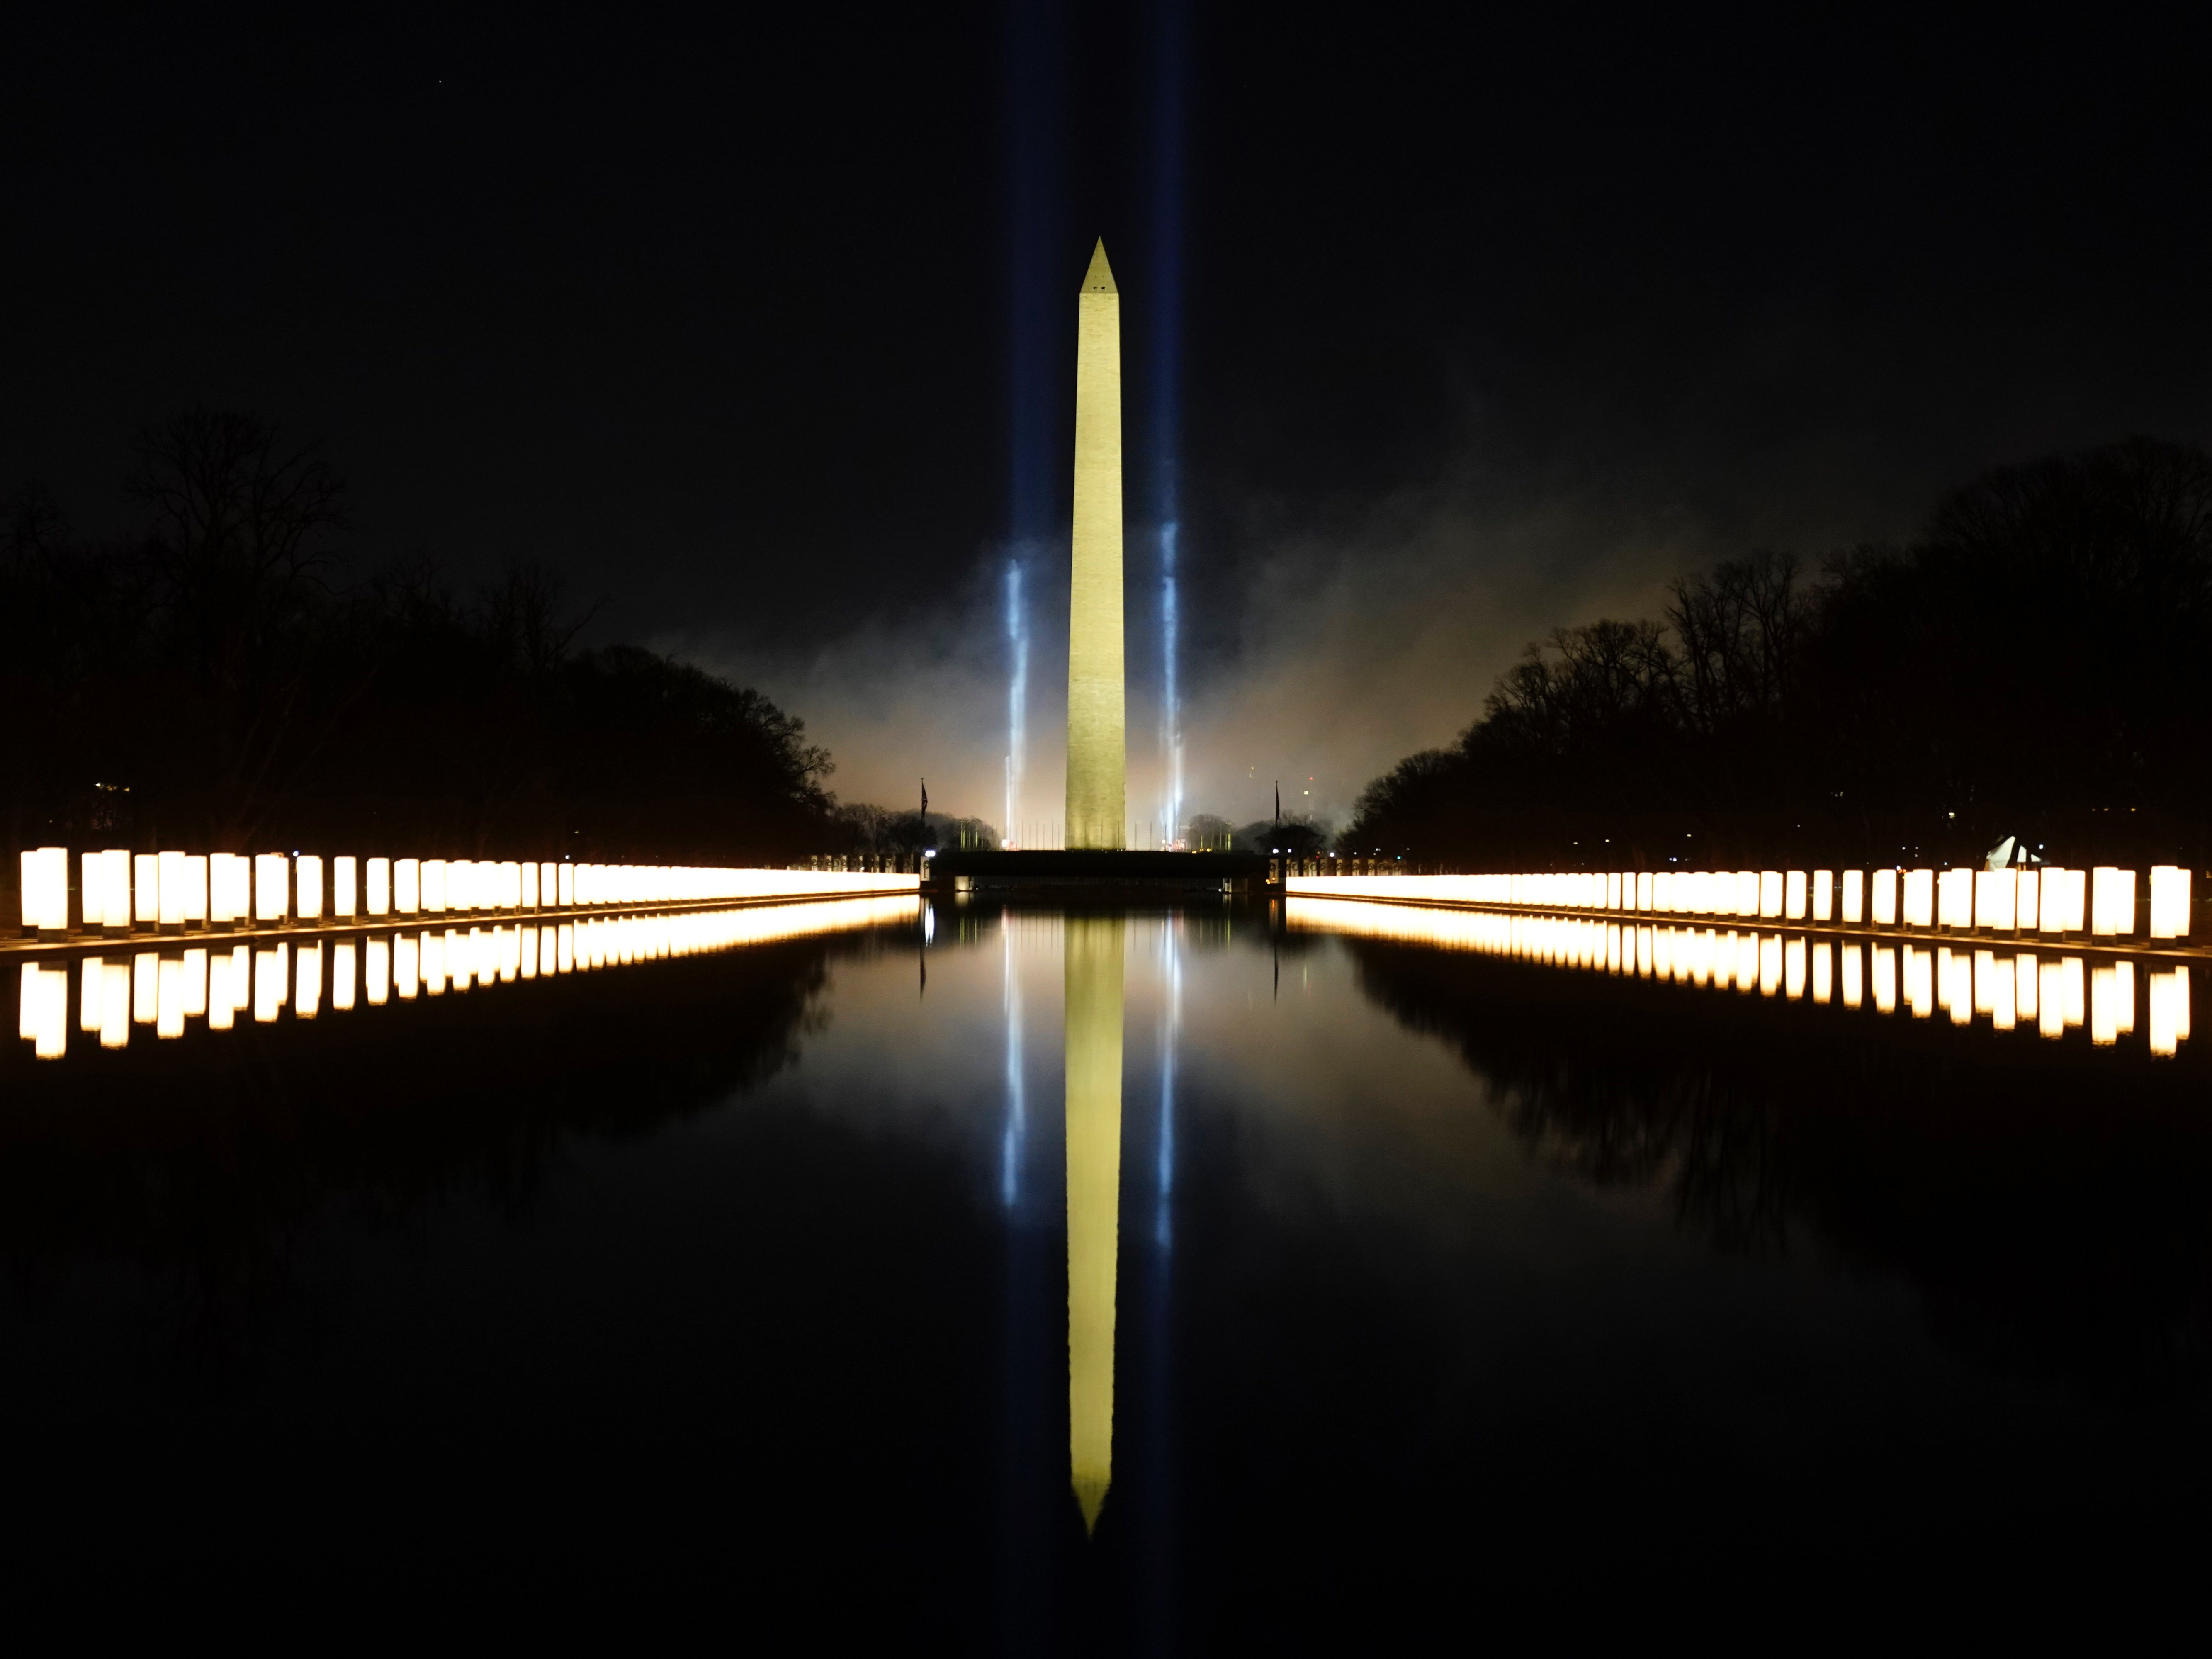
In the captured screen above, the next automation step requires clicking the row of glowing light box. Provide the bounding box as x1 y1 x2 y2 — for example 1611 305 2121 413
1285 900 2193 1056
14 896 924 1059
13 848 919 933
1285 866 2194 940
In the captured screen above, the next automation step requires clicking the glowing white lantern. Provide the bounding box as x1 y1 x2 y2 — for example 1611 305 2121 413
423 859 448 915
158 850 186 926
1872 869 1897 927
333 856 357 919
132 854 158 926
2149 866 2190 939
1634 871 1651 911
395 859 421 915
1809 870 1828 922
2039 868 2085 935
296 944 322 1018
79 852 103 927
334 942 357 1010
2016 869 2040 932
522 862 540 909
1760 871 1783 919
1903 869 1935 929
19 848 69 933
1735 871 1758 917
1973 869 2016 932
502 860 522 910
209 854 246 925
1842 869 1864 924
254 853 289 924
1935 868 1971 930
559 864 576 907
2091 867 2136 937
366 856 390 917
296 854 324 920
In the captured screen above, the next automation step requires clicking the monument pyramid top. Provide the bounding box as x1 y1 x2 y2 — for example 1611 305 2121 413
1080 238 1116 295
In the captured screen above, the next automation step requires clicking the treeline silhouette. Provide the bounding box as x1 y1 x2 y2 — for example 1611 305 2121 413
4 411 845 863
1345 436 2212 869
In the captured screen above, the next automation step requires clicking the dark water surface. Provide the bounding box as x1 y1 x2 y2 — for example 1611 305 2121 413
5 898 2209 1642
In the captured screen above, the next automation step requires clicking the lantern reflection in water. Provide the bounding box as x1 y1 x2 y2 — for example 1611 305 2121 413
422 932 446 995
78 958 101 1033
17 965 68 1057
156 956 185 1038
1274 900 2190 1056
101 961 131 1046
133 953 157 1024
395 934 419 998
254 946 287 1023
1903 947 1932 1018
296 944 322 1018
2149 968 2191 1057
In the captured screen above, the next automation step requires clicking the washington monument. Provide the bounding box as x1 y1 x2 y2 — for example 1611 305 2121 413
1066 239 1125 849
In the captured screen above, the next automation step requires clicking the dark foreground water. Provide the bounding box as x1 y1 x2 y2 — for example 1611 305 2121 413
5 898 2209 1643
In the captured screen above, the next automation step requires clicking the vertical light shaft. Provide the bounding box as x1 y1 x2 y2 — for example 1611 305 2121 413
1152 0 1187 847
1006 559 1028 847
1066 240 1126 849
1064 912 1124 1533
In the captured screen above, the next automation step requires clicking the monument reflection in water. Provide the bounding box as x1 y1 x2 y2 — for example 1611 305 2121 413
1062 915 1124 1532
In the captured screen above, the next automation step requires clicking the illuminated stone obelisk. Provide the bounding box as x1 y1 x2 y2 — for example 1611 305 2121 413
1065 239 1125 849
1064 913 1124 1533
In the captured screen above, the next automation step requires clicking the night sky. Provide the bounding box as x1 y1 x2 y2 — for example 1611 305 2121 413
8 2 2210 830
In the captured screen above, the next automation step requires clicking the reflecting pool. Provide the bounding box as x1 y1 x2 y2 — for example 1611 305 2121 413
3 897 2207 1638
